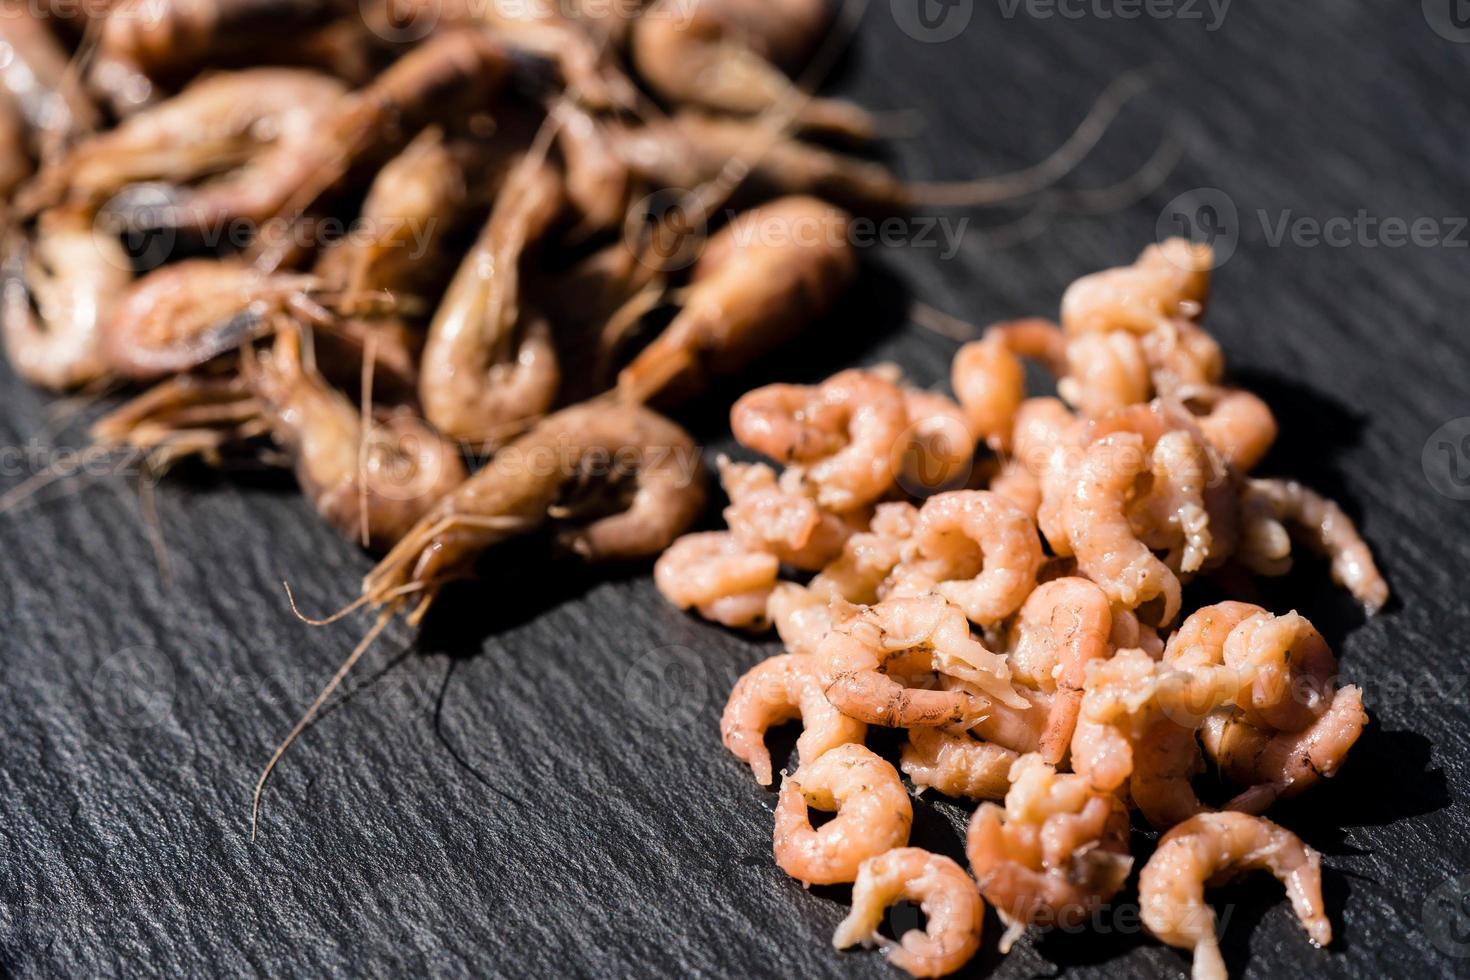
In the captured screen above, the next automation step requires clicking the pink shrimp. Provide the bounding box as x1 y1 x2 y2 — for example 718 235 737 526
1190 387 1277 473
731 367 908 511
966 754 1132 941
808 501 918 605
896 490 1044 626
772 743 912 886
654 531 779 630
897 388 975 497
720 652 866 785
1139 812 1330 980
719 457 858 570
900 727 1016 801
1060 238 1213 336
816 594 1024 728
832 848 983 978
1058 329 1151 418
951 318 1067 451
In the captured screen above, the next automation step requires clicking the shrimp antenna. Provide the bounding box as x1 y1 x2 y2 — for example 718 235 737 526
251 604 397 840
283 580 372 626
903 68 1155 207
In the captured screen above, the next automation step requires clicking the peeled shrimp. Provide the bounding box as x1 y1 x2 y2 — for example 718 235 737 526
1201 685 1367 814
1142 316 1224 396
832 848 983 978
720 652 866 785
618 196 857 407
1163 601 1266 671
816 594 1023 728
654 531 778 630
952 318 1066 451
243 328 467 552
1219 611 1337 732
2 207 131 390
808 501 917 605
1006 577 1111 764
899 490 1044 626
768 582 837 656
1139 812 1330 980
898 388 974 496
731 367 907 511
900 727 1016 801
1190 387 1277 473
719 458 856 570
1066 432 1182 624
1129 717 1206 830
966 754 1132 939
1060 238 1213 336
419 154 564 445
365 401 704 620
1058 329 1151 418
1240 478 1388 612
772 743 912 886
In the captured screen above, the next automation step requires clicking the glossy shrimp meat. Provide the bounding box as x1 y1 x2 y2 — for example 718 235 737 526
719 457 857 570
900 726 1016 801
832 847 983 978
720 652 866 785
653 530 778 630
816 593 1024 728
772 743 912 886
951 318 1066 451
1139 812 1330 980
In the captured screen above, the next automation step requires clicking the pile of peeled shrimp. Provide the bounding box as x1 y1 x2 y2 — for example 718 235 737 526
655 238 1387 979
0 1 1163 827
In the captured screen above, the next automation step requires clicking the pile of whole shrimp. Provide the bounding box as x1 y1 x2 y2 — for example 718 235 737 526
656 238 1387 979
0 0 1167 827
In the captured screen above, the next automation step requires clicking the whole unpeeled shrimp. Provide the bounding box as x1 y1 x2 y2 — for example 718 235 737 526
1006 577 1111 765
897 490 1044 626
617 196 857 407
1060 238 1213 336
631 0 873 138
772 743 912 886
0 9 99 162
1240 478 1388 613
731 367 907 511
2 208 131 390
719 457 857 570
419 154 564 445
900 727 1016 801
966 754 1132 939
1066 432 1181 624
720 652 866 785
365 401 704 620
654 531 778 630
816 594 1023 729
244 328 467 552
1139 812 1330 980
951 318 1067 451
832 848 983 978
1201 685 1367 814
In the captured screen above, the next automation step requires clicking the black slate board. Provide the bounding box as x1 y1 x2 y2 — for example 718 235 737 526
3 4 1469 978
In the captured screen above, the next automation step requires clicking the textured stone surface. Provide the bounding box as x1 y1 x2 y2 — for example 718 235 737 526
2 4 1468 977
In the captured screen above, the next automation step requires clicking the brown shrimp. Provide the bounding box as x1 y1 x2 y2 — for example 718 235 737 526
1006 577 1111 765
1066 432 1182 625
99 259 322 379
27 68 348 220
364 401 705 619
816 594 1023 728
951 318 1066 451
1240 477 1389 612
1201 685 1367 814
419 153 565 445
899 490 1044 626
243 327 467 553
653 531 778 630
720 652 866 785
719 457 857 570
900 727 1016 801
832 848 984 978
965 754 1133 941
730 367 907 512
772 743 912 886
2 207 131 390
618 196 857 407
0 90 32 199
0 9 99 162
631 0 874 139
1139 812 1330 980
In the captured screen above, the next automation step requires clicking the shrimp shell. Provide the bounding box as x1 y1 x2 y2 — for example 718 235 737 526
1139 812 1330 980
832 848 984 978
720 652 866 786
772 743 912 886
